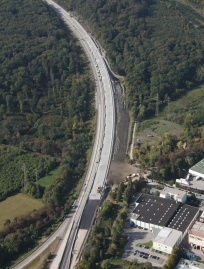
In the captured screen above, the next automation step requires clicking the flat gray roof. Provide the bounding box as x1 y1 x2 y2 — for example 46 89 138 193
154 227 182 248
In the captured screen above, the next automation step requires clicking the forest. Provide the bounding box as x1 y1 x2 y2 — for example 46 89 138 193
0 0 95 267
55 0 204 183
58 0 204 119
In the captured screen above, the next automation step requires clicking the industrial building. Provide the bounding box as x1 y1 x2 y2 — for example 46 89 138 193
167 204 199 237
189 221 204 251
130 194 199 254
153 227 182 254
160 187 187 203
189 158 204 179
176 258 204 269
130 194 180 230
200 211 204 223
130 194 199 234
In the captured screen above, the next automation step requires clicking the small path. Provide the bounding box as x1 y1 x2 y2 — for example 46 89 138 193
130 122 136 160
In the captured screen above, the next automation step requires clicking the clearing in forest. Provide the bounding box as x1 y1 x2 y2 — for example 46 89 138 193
0 193 43 229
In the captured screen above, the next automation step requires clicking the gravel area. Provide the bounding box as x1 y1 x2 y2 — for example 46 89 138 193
107 78 139 185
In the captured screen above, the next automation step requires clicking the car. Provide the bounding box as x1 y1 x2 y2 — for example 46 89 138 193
157 256 160 259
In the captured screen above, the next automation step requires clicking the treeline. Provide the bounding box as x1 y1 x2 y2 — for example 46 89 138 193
0 203 61 268
58 0 204 120
163 247 184 269
77 179 148 269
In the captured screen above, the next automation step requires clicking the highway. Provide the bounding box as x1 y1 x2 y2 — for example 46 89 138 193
14 0 115 268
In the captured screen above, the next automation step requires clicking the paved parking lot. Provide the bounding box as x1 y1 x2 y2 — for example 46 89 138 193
123 225 168 267
189 177 204 191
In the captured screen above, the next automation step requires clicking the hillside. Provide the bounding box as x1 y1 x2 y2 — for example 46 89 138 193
59 0 204 120
0 0 94 201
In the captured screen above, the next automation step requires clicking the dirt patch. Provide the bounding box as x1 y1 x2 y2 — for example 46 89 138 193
107 79 140 184
108 161 141 185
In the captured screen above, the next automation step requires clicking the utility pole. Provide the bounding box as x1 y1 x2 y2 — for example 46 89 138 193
155 93 159 117
167 96 170 120
35 169 40 198
21 163 28 188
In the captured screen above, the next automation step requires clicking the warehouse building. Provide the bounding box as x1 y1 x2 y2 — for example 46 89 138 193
130 194 181 230
130 194 199 235
189 158 204 179
168 204 199 237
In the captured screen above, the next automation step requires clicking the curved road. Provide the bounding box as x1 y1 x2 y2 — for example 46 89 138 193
14 1 115 269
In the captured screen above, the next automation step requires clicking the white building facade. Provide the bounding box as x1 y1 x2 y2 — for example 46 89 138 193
153 227 182 254
159 187 187 204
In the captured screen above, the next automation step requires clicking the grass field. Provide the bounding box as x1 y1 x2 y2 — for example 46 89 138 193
38 166 60 188
134 84 204 146
135 119 184 145
0 193 43 229
160 85 204 127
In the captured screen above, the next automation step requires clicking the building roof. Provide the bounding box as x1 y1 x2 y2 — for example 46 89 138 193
168 204 199 232
154 227 182 247
176 258 204 269
160 187 187 200
131 194 180 227
200 211 204 219
189 221 204 238
189 158 204 177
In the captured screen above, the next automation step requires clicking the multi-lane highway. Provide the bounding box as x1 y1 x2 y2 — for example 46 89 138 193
14 1 115 268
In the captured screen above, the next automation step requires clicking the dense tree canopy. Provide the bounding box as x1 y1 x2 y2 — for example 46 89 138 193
0 0 95 266
59 0 204 119
0 0 95 201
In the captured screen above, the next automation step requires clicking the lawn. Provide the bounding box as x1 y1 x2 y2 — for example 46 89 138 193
38 166 60 188
0 193 43 229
